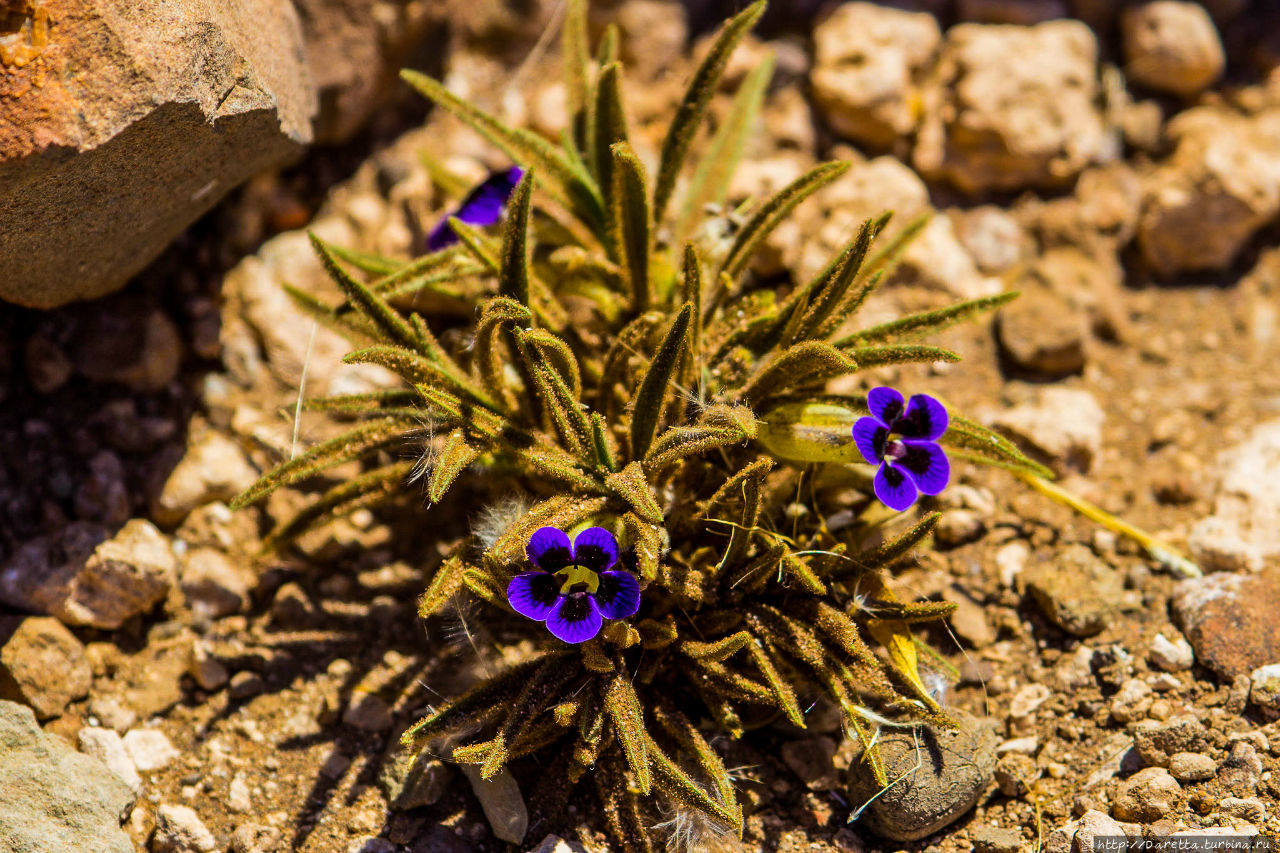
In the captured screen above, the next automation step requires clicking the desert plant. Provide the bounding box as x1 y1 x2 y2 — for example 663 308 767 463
232 2 1049 849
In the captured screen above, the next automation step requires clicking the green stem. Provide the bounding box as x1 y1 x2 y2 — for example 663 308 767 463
1016 473 1201 578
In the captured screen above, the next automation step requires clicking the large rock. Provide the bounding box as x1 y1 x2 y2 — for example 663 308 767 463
810 3 941 149
915 20 1107 193
297 0 440 143
1136 107 1280 277
0 0 317 309
1172 570 1280 680
846 709 997 841
0 700 135 853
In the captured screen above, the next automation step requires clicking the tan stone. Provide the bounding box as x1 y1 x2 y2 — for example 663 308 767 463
0 0 315 309
1122 1 1225 97
915 21 1107 193
0 617 92 719
1137 107 1280 277
810 3 941 149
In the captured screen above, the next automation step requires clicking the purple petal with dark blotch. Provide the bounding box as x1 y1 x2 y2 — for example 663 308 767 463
527 526 573 571
507 572 561 621
897 394 948 440
866 386 905 426
546 593 603 643
852 417 889 465
874 462 919 512
594 571 641 620
898 440 950 495
572 526 619 571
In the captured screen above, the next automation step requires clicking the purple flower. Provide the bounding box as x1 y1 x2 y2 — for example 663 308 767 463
852 387 950 512
426 165 526 251
506 526 641 644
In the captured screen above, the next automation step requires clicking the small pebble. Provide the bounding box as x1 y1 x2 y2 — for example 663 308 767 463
152 804 217 853
1169 752 1216 782
1149 632 1195 672
122 729 179 772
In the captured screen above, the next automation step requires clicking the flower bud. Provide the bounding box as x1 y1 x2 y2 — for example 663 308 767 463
756 401 866 464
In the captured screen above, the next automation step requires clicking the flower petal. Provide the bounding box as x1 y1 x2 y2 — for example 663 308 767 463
874 462 919 512
507 572 561 621
867 386 905 426
527 527 573 571
852 417 889 465
898 440 950 495
594 571 641 620
897 394 948 440
455 166 524 227
572 526 619 571
426 216 459 252
546 593 603 644
425 166 525 251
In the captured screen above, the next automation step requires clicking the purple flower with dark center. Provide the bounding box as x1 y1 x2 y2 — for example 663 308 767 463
426 165 526 252
507 526 641 644
852 387 950 512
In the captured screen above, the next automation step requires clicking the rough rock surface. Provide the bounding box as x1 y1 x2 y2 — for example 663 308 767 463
0 0 316 309
914 20 1107 193
151 428 259 528
1121 1 1225 97
152 804 217 853
0 616 92 719
1188 419 1280 572
297 0 439 143
1024 545 1122 637
0 519 174 629
0 700 134 853
983 387 1105 474
1171 570 1280 679
1137 108 1280 277
810 3 941 149
846 709 997 841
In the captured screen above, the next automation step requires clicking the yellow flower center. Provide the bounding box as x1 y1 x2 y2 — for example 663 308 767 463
555 564 600 595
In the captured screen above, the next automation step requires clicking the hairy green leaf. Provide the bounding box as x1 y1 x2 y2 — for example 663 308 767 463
630 303 690 459
653 0 766 225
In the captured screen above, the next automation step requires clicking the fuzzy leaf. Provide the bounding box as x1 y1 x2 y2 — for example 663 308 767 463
400 70 605 227
837 291 1018 347
866 617 940 712
696 455 774 522
630 303 691 459
428 429 480 503
486 495 611 569
738 340 857 406
942 413 1055 479
643 426 744 474
262 461 415 550
463 568 508 608
604 674 652 795
310 233 417 350
591 412 620 473
499 170 535 306
402 654 568 744
796 214 888 342
719 161 849 283
610 142 652 312
646 734 743 831
605 461 663 525
231 418 414 508
419 555 467 618
841 344 961 368
621 512 664 582
284 285 378 343
653 0 766 225
593 64 629 203
563 0 590 121
829 512 940 579
325 242 401 277
673 55 773 245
